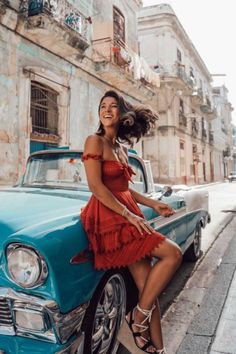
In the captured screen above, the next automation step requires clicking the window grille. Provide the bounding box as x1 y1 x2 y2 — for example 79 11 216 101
31 81 59 136
113 6 125 46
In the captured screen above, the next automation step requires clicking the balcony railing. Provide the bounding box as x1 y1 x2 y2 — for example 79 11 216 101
23 0 89 52
200 95 214 114
191 87 204 106
176 63 195 89
92 37 160 88
92 37 132 66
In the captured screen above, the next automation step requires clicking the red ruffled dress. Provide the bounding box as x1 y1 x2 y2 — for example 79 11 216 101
80 154 165 269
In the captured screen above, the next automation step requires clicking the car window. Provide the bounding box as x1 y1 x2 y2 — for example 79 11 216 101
128 157 146 193
22 153 89 190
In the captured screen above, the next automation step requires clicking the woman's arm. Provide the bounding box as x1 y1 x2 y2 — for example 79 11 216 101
130 188 156 207
130 188 175 217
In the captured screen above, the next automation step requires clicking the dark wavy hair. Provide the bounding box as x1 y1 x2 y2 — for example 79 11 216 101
97 90 158 145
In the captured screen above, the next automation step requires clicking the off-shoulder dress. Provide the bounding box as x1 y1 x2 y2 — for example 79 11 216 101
80 154 165 269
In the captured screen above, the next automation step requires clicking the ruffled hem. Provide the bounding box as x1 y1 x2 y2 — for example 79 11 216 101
80 187 165 270
94 234 165 270
84 220 164 254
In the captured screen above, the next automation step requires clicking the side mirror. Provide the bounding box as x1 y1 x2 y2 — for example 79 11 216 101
158 186 173 200
163 186 173 197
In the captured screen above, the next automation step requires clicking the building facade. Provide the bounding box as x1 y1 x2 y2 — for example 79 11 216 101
0 0 160 185
212 86 234 179
0 1 234 186
138 4 233 184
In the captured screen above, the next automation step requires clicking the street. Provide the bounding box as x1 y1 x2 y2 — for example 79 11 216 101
117 182 236 354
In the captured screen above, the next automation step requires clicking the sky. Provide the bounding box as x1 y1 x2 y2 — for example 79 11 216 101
142 0 236 125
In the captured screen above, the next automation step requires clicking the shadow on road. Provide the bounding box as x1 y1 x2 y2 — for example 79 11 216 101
159 258 198 315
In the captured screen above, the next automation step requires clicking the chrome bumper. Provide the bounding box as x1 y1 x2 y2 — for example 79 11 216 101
56 332 84 353
0 287 88 344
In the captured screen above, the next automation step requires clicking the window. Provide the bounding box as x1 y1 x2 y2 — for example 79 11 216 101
128 157 146 193
177 48 182 62
113 6 125 46
190 66 194 79
192 144 197 154
179 98 184 113
180 141 185 150
31 81 59 136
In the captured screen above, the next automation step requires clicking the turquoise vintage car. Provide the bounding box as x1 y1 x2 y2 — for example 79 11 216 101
0 150 210 354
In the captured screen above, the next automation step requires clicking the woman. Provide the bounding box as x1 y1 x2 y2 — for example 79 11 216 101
81 90 182 353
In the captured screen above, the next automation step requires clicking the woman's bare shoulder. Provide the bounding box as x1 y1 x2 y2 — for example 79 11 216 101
84 134 103 147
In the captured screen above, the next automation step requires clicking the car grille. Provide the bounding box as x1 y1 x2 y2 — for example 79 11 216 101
0 297 13 327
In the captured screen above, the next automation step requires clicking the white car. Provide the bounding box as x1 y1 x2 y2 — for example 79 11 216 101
228 171 236 182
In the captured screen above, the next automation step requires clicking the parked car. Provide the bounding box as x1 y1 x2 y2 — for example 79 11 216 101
228 171 236 182
0 150 210 354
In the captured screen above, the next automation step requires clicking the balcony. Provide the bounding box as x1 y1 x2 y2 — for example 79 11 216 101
200 95 215 119
93 37 132 67
20 0 90 58
175 63 195 90
92 37 160 99
191 87 204 106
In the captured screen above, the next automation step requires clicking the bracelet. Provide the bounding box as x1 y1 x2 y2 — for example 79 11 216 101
121 206 128 217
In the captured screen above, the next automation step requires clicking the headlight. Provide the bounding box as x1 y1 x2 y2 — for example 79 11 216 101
7 244 48 288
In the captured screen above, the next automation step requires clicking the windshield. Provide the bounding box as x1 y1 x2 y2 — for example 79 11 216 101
22 152 89 190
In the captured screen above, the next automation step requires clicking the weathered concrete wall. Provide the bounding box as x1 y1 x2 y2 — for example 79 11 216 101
0 0 147 185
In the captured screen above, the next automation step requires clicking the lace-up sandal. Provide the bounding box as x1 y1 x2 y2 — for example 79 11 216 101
126 303 156 353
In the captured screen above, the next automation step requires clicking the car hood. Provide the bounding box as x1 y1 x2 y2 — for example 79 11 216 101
0 187 90 239
0 187 103 312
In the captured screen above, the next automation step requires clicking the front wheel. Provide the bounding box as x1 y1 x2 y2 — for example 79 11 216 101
82 271 127 354
184 224 202 262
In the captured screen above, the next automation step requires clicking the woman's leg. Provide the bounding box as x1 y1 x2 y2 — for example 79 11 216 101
128 238 182 350
128 258 162 352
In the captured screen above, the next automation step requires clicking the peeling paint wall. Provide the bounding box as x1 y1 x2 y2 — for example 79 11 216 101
0 0 145 185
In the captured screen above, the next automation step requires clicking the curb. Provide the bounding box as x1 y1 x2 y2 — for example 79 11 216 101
176 215 236 354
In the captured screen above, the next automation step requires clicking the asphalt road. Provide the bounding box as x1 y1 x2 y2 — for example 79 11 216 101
117 181 236 354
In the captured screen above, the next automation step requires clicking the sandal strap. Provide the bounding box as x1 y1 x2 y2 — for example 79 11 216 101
156 347 166 354
136 303 156 324
133 322 149 333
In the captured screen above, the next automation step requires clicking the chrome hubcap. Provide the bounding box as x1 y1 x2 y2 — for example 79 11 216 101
92 274 126 354
193 226 201 257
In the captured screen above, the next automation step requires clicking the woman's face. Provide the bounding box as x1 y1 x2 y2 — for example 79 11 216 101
99 96 120 129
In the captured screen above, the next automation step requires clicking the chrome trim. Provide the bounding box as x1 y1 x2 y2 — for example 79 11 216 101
150 207 208 230
0 288 88 344
56 332 84 353
149 206 187 229
6 243 48 289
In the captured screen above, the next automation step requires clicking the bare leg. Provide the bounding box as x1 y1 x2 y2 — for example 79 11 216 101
128 238 182 350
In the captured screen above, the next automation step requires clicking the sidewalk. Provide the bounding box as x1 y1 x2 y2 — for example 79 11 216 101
176 214 236 354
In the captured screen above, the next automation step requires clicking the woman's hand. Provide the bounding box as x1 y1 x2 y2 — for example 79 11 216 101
125 211 153 235
152 201 175 217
